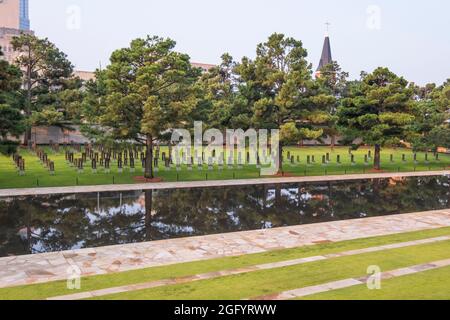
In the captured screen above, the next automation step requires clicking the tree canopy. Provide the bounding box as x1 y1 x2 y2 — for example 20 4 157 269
84 36 201 178
3 32 450 172
11 34 77 144
0 49 24 154
233 33 324 171
337 67 416 169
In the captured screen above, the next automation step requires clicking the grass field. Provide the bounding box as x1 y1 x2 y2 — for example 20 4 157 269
301 266 450 300
1 227 449 300
0 146 449 189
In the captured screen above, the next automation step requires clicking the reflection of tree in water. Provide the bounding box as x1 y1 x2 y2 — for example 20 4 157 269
0 195 92 256
330 177 449 218
0 176 448 257
0 192 145 256
0 198 30 257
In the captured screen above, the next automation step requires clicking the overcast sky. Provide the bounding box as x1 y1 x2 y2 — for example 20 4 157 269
30 0 450 85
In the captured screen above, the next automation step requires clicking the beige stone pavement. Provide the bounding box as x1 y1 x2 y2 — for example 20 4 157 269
0 170 448 197
1 209 450 289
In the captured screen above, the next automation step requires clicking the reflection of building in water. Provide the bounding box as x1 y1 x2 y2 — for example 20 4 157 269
389 177 406 186
311 194 327 201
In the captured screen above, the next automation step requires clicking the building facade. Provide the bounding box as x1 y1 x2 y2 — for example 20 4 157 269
0 0 32 64
0 0 30 31
72 62 215 83
192 62 215 72
0 27 33 64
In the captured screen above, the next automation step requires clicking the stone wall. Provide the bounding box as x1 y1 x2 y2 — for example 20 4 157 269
23 126 89 144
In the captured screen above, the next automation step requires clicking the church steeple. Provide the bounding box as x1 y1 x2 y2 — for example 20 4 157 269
315 23 333 78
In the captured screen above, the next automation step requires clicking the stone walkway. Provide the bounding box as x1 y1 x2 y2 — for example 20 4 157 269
253 258 450 300
0 171 448 197
47 235 450 300
1 209 450 289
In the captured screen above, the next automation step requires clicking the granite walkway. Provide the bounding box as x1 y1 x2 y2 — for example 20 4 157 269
0 170 448 197
1 209 450 289
47 235 450 300
253 258 450 300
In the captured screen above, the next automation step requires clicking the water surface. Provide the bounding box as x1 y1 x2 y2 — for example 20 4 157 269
0 175 448 257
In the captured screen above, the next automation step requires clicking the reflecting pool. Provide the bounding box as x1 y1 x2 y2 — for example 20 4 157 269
0 175 449 257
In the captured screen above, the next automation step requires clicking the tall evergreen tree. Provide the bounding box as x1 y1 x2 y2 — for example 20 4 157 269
337 67 415 170
412 82 450 150
196 54 237 129
0 49 24 154
11 34 75 145
235 33 323 173
314 61 349 149
85 36 200 178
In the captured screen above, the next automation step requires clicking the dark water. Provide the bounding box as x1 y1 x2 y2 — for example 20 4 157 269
0 176 449 257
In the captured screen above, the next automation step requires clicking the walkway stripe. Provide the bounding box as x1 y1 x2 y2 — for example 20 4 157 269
46 236 450 300
252 258 450 300
1 171 448 197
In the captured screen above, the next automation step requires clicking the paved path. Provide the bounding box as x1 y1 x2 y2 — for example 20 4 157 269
1 209 449 289
0 171 448 197
253 258 450 300
47 236 450 300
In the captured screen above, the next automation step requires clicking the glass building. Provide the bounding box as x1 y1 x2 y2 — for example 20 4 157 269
19 0 30 30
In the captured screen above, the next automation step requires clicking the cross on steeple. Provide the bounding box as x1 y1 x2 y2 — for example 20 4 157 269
325 22 331 36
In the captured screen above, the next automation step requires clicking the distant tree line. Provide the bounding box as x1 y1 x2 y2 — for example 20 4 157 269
0 33 449 176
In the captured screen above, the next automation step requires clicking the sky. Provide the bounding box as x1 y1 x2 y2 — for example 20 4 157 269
29 0 450 85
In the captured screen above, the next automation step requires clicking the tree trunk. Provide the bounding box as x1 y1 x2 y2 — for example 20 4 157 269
374 144 381 170
27 209 32 254
278 144 283 174
275 185 281 205
23 50 33 146
145 135 154 179
297 183 302 208
330 135 336 151
23 128 32 146
263 186 268 209
144 190 153 241
23 84 32 146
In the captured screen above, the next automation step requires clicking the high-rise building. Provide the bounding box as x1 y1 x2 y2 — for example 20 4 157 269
0 0 32 64
0 0 30 31
19 0 30 31
1 1 215 79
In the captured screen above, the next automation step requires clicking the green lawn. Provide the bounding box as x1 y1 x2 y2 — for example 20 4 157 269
0 146 449 189
92 240 450 300
302 266 450 300
1 227 450 300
